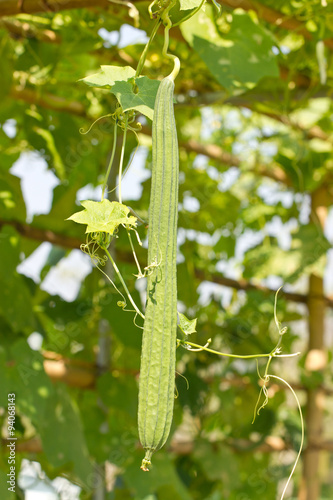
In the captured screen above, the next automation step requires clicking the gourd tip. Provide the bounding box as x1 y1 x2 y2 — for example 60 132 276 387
140 451 152 471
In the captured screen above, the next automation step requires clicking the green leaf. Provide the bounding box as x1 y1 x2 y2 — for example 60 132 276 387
210 0 221 14
33 127 66 181
124 452 193 500
0 226 35 332
80 65 159 119
0 38 14 105
80 65 136 88
0 275 35 333
111 76 160 120
213 234 235 258
243 224 331 282
39 384 92 484
179 0 202 10
193 441 239 483
0 469 13 500
181 7 279 92
178 312 197 335
97 372 138 418
67 199 137 234
0 172 26 222
0 225 20 277
0 348 10 407
8 339 54 423
100 287 142 351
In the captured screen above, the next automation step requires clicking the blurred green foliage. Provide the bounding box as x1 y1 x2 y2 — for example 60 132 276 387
0 0 332 498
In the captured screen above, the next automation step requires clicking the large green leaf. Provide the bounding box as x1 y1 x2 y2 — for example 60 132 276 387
0 173 26 222
7 339 54 423
0 347 10 407
33 127 66 181
0 226 35 332
243 224 331 281
80 65 160 119
0 37 13 105
97 372 138 419
0 469 13 500
100 286 143 351
39 384 92 485
179 0 202 10
80 65 136 88
181 7 279 92
124 452 193 500
111 76 160 120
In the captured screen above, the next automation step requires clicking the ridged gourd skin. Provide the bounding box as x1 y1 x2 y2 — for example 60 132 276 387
138 76 179 471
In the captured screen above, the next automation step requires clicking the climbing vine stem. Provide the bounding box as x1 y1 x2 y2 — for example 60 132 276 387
101 118 118 201
179 339 300 360
118 113 128 204
135 18 162 77
161 0 180 80
269 374 304 500
102 245 145 320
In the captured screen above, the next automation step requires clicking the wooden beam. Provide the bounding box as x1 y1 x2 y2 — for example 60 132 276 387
1 0 333 52
7 433 333 455
10 86 87 116
9 86 293 185
10 84 332 150
43 350 96 388
0 0 111 17
3 217 333 308
1 17 60 42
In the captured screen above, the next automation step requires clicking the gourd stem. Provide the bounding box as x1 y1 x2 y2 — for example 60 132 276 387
135 19 161 77
103 246 145 319
127 229 144 277
172 0 205 27
162 4 180 81
167 55 180 82
101 119 118 200
118 114 128 204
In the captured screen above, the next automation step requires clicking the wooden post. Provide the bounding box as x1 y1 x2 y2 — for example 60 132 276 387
298 186 329 500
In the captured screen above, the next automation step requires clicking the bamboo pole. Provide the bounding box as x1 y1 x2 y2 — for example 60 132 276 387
298 186 329 500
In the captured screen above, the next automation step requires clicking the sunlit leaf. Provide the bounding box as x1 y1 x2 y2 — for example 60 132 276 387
111 76 160 120
80 65 136 88
179 0 203 10
80 66 159 119
178 312 197 335
181 7 279 91
67 199 137 234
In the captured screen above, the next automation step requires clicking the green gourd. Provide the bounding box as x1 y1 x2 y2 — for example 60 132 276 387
138 75 179 471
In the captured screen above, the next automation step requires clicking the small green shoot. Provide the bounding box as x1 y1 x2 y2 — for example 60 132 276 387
178 312 197 335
